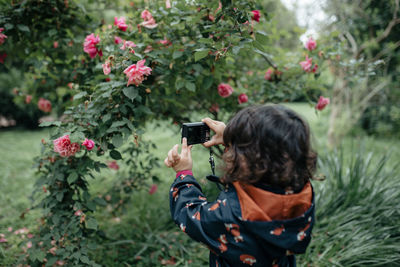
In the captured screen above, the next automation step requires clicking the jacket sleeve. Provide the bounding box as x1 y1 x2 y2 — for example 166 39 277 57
169 173 229 255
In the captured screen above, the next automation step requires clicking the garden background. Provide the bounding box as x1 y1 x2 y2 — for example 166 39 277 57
0 0 399 266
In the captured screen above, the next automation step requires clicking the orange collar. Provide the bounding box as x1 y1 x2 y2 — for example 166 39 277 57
233 182 312 222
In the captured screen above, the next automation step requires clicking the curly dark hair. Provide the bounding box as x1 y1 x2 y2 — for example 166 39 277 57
222 105 317 192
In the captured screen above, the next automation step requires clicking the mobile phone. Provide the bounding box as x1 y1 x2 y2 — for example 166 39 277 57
181 122 210 145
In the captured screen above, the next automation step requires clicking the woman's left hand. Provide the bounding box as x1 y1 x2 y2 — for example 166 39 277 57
164 138 193 172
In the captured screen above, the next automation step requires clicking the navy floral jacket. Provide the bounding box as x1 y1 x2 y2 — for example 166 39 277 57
169 171 315 267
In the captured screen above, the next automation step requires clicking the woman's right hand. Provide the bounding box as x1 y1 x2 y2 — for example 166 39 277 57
202 118 226 147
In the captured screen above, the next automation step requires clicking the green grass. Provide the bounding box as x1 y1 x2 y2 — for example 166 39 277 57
1 103 400 266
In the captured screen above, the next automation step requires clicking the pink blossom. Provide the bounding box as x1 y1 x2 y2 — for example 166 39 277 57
114 17 128 32
82 138 95 151
27 241 32 248
315 96 330 111
0 28 7 45
67 82 74 89
299 55 313 72
238 93 248 104
0 52 7 64
217 83 233 98
114 36 123 44
53 41 59 48
158 38 171 47
251 10 261 22
140 10 158 29
25 95 32 104
166 0 171 8
305 37 317 51
209 103 220 113
7 227 12 232
56 260 65 266
123 59 152 87
0 238 7 243
264 69 273 81
318 50 324 58
53 134 81 157
83 33 102 59
120 40 136 52
102 61 111 75
312 63 318 73
144 45 153 53
27 233 34 238
38 98 52 113
74 210 83 216
108 161 119 170
141 10 153 21
149 184 158 195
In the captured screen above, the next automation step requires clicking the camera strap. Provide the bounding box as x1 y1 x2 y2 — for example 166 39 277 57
207 147 224 191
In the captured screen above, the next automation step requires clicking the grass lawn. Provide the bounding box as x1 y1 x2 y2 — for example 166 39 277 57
0 103 399 266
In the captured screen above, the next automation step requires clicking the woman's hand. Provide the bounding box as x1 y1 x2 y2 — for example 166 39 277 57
164 138 193 172
202 118 226 147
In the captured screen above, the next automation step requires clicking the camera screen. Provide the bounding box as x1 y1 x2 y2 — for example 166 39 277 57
182 122 210 145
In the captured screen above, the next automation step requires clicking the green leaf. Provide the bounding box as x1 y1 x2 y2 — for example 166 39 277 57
203 76 214 90
112 134 123 148
255 31 269 44
110 150 122 160
185 81 196 92
80 255 91 264
122 87 139 101
56 192 64 202
172 51 183 59
70 131 85 143
194 49 210 62
110 121 126 128
198 38 213 44
102 114 111 122
252 41 266 52
73 91 87 100
39 121 61 127
4 23 14 30
67 172 78 184
85 218 98 230
17 24 30 33
94 197 107 206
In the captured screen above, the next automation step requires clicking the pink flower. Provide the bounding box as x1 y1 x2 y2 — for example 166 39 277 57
141 10 153 21
0 238 7 243
82 138 95 151
27 241 32 248
315 96 330 111
25 95 32 104
120 40 136 52
140 10 158 29
209 103 220 113
114 17 128 32
166 0 171 8
7 227 12 232
0 28 7 45
53 41 59 48
67 82 74 89
305 37 317 51
312 63 318 73
158 38 171 47
123 59 152 87
217 83 233 98
238 93 248 104
102 61 111 75
144 45 153 53
53 134 81 157
299 55 313 72
149 184 158 195
27 233 34 238
83 33 102 59
108 161 119 170
114 36 123 44
0 52 7 64
251 10 261 22
38 98 52 113
74 210 83 216
264 69 273 81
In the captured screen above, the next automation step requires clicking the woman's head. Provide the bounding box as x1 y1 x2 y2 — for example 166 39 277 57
222 104 317 191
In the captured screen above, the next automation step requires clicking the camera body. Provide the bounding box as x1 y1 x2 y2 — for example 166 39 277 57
181 122 210 145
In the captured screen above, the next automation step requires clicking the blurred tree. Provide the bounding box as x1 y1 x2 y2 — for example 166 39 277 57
322 0 400 144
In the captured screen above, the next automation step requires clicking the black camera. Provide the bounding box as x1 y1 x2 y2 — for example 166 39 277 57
181 122 210 145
